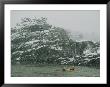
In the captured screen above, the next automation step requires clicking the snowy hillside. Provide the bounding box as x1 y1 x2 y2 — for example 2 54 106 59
11 17 100 67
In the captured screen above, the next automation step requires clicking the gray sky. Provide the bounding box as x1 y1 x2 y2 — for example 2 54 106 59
11 10 100 41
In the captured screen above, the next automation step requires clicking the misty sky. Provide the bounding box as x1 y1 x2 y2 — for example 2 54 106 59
11 10 100 41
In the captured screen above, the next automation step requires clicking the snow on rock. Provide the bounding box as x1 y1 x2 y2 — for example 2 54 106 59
68 57 75 62
36 45 44 49
12 51 24 55
84 58 91 61
43 30 49 33
16 57 21 61
50 45 62 50
25 40 40 45
11 33 20 40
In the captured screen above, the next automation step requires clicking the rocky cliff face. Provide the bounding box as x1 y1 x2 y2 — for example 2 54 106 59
11 17 100 67
73 41 100 66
